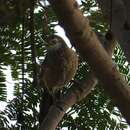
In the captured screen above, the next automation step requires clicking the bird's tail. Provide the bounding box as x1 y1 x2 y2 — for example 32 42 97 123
39 88 53 125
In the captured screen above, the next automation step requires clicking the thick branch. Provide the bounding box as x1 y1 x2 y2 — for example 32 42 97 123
96 0 130 64
40 73 97 130
47 0 130 125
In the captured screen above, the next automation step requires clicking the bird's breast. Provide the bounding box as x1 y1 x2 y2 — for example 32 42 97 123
42 48 78 91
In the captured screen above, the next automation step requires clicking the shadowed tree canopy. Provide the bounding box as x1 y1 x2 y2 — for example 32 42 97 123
0 0 130 130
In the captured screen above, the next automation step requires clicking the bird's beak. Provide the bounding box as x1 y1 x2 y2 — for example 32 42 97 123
43 40 52 48
44 42 54 50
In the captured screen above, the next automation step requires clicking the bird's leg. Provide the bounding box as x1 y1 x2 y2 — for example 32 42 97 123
52 89 64 111
50 89 56 104
70 79 83 92
50 88 61 104
52 89 62 104
39 89 53 124
55 89 62 100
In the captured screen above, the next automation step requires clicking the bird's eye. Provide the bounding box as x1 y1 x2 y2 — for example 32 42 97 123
51 38 58 44
47 38 58 47
46 35 61 48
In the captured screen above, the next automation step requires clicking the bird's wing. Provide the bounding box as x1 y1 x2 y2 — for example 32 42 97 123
64 49 79 83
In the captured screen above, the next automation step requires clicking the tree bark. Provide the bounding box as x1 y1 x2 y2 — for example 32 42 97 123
96 0 130 64
45 0 130 125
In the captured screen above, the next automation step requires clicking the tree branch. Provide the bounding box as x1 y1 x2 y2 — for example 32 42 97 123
40 72 97 130
96 0 130 64
29 0 38 86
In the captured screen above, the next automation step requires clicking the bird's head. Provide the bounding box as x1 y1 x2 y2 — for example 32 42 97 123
45 35 67 51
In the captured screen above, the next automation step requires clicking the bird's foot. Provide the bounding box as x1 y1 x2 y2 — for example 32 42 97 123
56 101 64 111
52 91 64 111
70 79 83 92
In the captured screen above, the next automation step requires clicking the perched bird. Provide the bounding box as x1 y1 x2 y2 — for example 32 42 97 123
39 35 78 125
40 35 79 94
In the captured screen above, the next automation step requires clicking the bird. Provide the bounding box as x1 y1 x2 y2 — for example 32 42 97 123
40 35 79 94
39 35 78 125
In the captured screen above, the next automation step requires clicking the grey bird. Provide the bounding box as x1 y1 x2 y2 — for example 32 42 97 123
39 35 78 125
40 35 79 94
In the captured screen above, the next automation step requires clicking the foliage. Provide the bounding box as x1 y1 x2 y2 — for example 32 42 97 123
0 66 6 101
0 0 129 130
3 79 40 129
